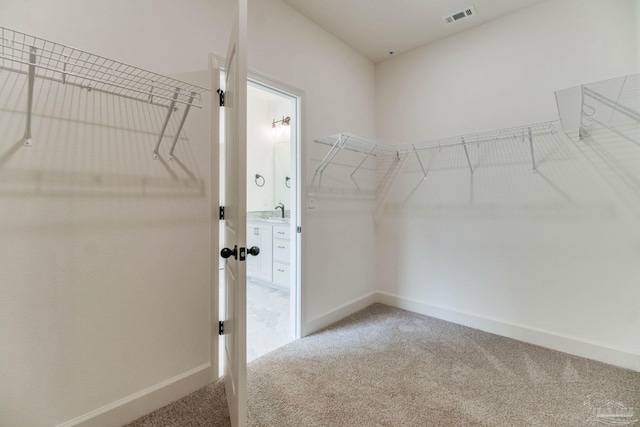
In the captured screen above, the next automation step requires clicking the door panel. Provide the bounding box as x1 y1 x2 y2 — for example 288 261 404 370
222 1 248 426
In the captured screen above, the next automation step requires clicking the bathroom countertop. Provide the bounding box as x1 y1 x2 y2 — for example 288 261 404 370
247 217 290 225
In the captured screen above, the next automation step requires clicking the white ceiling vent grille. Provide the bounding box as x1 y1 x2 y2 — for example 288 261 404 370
443 5 477 24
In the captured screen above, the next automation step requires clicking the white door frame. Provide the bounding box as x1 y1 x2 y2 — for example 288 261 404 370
211 63 305 391
246 71 303 339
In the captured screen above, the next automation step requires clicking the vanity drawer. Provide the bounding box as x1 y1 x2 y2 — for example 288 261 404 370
273 239 290 263
273 225 290 240
273 262 289 287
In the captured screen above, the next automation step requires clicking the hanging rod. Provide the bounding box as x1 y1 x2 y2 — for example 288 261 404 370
0 26 208 155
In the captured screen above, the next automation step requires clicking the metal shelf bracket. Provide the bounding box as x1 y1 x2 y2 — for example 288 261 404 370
462 137 473 174
312 134 346 186
350 145 376 190
528 127 536 172
413 145 427 179
169 91 197 160
153 88 179 160
22 46 37 146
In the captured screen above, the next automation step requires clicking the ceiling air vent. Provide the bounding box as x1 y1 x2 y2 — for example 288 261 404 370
443 5 477 24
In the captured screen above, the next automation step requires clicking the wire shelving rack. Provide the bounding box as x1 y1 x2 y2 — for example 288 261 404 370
0 26 208 159
578 74 640 148
312 122 558 193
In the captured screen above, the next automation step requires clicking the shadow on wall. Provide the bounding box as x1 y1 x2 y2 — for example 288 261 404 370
0 71 205 199
378 127 640 222
309 120 640 222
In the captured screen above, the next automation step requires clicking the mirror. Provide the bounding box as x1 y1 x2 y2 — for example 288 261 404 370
246 83 292 213
247 138 291 213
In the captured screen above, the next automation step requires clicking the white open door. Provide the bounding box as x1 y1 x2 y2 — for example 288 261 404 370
220 1 248 426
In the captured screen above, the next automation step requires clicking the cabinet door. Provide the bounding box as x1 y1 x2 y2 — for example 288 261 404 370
247 224 272 282
246 225 260 277
273 225 290 240
273 238 290 264
272 225 290 289
272 262 290 288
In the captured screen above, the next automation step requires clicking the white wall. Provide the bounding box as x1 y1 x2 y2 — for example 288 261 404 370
637 2 640 72
0 3 229 424
0 66 213 426
374 0 640 369
246 0 377 327
376 0 639 142
0 0 377 424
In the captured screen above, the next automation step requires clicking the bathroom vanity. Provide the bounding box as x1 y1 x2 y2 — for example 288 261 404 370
247 218 291 291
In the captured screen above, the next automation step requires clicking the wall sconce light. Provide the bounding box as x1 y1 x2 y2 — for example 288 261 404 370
272 116 291 128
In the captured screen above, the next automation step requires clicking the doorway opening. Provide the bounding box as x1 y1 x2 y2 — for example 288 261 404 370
246 79 300 362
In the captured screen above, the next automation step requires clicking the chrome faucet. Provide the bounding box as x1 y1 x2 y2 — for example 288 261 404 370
275 203 285 218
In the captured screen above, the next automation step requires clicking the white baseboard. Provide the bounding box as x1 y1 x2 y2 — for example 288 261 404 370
376 292 640 372
56 363 213 427
303 292 378 336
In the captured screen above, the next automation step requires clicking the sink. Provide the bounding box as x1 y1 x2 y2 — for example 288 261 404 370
247 217 289 224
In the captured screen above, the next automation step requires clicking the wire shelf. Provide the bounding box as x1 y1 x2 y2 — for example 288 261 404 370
555 73 640 147
0 26 209 156
0 26 207 109
314 132 399 157
312 122 557 188
402 122 556 154
579 74 640 148
312 132 402 195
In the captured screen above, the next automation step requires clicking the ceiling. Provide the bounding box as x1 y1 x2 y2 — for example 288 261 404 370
281 0 547 63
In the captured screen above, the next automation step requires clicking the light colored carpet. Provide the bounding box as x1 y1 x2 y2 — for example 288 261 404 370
125 378 229 427
127 303 640 426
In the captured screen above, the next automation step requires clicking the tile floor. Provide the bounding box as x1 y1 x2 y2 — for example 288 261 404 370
246 280 293 362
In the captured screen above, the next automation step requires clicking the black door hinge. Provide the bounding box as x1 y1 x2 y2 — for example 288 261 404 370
219 206 225 220
297 226 302 234
219 320 225 335
217 88 225 107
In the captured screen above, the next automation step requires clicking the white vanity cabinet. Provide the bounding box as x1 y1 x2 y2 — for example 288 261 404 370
246 222 273 283
272 225 290 289
247 220 290 291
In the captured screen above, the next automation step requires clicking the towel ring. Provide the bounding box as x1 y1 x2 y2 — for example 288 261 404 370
285 176 291 188
255 174 265 187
